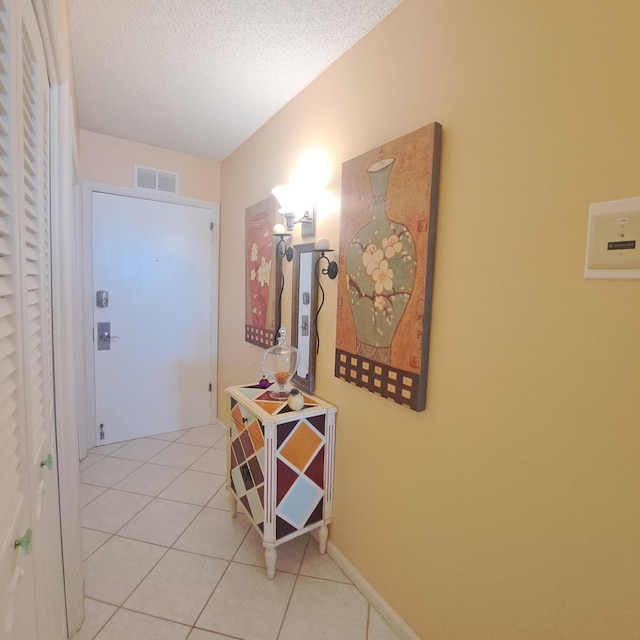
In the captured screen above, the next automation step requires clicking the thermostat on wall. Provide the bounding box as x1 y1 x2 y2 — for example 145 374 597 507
585 196 640 279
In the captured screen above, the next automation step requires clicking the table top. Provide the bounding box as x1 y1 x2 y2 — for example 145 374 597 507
225 383 335 422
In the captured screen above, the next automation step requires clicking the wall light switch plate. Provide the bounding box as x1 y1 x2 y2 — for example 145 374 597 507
585 196 640 279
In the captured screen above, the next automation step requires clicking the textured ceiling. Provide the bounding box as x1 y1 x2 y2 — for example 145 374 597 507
68 0 404 161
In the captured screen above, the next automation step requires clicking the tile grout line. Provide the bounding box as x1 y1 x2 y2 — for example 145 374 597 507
187 540 238 632
275 533 311 640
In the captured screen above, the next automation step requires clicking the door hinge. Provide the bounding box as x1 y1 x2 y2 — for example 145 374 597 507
210 222 213 231
208 383 212 392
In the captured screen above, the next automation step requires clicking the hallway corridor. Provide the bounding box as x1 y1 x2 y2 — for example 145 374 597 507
75 423 401 640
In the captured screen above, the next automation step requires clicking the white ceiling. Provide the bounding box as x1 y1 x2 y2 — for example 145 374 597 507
68 0 404 161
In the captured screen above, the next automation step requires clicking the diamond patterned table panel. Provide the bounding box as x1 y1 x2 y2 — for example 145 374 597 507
279 420 322 473
276 474 324 530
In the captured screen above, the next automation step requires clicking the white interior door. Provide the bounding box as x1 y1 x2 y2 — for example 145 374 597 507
92 192 213 445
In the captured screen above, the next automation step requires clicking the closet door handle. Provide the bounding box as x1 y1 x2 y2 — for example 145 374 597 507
14 529 32 555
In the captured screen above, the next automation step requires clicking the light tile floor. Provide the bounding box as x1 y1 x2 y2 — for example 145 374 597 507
74 424 401 640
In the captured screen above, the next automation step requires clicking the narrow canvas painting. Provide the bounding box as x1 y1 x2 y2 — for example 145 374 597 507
245 196 277 347
335 122 442 411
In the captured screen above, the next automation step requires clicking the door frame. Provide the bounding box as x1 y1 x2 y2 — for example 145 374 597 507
80 182 220 454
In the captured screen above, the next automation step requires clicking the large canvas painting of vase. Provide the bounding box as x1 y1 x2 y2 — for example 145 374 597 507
245 196 277 347
335 123 442 411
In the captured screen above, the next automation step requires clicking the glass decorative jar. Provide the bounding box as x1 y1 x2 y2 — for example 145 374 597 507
263 327 298 400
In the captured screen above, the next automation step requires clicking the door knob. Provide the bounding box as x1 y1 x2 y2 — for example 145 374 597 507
14 529 32 555
40 454 52 470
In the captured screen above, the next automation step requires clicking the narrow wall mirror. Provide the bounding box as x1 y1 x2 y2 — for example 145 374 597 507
290 243 319 393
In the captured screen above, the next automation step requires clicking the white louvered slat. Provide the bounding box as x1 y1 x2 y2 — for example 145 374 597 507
0 322 12 360
0 360 17 407
27 315 39 339
22 132 34 162
23 180 35 204
0 175 9 198
26 301 38 321
0 295 11 318
0 234 10 256
0 155 10 182
0 314 11 340
23 244 36 261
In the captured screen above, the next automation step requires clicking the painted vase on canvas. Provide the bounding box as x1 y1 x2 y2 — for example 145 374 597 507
345 158 415 364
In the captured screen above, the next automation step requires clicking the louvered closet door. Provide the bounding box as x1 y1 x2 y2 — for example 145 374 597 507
0 0 65 637
18 0 66 637
0 0 38 638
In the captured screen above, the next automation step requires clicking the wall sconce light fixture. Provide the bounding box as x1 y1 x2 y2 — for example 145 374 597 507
273 224 293 262
272 185 315 237
313 238 338 353
272 225 293 344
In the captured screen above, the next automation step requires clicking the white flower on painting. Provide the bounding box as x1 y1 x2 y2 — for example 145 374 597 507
382 234 402 259
250 242 258 262
373 295 386 311
362 243 383 275
372 260 393 294
250 269 256 281
257 257 271 287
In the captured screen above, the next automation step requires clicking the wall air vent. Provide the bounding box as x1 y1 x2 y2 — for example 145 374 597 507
134 164 179 195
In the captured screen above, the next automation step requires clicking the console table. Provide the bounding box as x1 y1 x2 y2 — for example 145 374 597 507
224 383 337 578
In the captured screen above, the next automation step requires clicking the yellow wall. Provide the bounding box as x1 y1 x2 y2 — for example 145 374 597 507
79 129 221 202
219 1 640 637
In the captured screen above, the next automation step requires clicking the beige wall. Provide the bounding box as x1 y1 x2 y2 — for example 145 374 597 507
219 1 640 637
79 129 221 202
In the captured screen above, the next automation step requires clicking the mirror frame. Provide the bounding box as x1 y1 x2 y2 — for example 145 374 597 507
290 243 319 393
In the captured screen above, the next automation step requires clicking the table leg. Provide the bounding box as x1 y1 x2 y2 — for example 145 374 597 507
265 546 277 580
318 524 328 554
228 490 237 518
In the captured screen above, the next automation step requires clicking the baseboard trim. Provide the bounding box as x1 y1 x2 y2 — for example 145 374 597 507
311 532 421 640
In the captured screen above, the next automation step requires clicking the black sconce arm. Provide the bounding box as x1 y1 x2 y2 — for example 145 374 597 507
313 249 338 354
